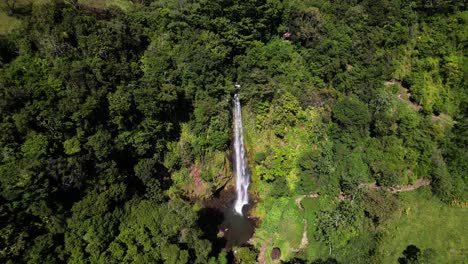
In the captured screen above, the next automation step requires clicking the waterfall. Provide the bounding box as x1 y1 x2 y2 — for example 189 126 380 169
233 93 250 215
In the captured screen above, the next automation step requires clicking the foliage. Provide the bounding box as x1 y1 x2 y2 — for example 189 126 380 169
0 0 466 263
315 201 363 255
106 199 211 263
332 95 370 136
233 247 258 264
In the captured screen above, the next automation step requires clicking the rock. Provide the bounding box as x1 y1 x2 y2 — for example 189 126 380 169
270 247 281 260
282 32 292 40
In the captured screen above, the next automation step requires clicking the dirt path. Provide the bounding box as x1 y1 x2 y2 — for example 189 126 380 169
387 178 432 193
359 178 431 193
296 179 432 211
384 80 422 111
296 193 319 211
291 178 432 254
251 236 270 264
254 179 433 260
397 87 422 111
257 244 267 264
292 219 309 252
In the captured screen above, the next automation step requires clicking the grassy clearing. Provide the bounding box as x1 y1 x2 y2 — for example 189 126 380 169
78 0 134 11
0 11 21 35
302 197 329 259
0 0 51 35
377 187 467 263
254 196 304 262
0 0 51 10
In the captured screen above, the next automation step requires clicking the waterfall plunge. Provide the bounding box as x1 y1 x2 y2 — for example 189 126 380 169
233 93 250 215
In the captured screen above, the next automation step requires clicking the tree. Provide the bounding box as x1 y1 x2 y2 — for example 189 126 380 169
362 190 400 225
431 150 453 202
64 185 126 263
87 130 112 161
332 95 371 136
398 245 421 264
316 201 363 255
234 247 258 264
5 0 17 15
107 199 211 263
63 137 81 155
289 7 326 47
337 150 371 192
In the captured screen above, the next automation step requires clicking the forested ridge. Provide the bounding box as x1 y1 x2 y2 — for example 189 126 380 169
0 0 466 263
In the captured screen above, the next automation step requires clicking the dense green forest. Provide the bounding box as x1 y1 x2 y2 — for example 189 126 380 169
0 0 466 263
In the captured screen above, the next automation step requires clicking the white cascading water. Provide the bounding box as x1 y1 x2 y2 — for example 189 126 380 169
233 93 250 215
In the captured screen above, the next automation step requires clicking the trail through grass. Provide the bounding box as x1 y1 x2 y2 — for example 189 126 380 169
302 197 329 260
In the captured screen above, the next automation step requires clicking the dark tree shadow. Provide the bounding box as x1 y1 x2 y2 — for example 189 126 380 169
197 208 226 256
398 244 421 264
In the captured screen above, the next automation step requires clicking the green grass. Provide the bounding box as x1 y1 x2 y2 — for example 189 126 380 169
0 0 52 10
0 0 51 35
302 197 329 260
254 196 304 262
78 0 134 11
0 11 21 35
377 187 467 263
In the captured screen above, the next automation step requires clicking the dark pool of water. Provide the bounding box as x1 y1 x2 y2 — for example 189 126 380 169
198 201 255 254
219 205 255 249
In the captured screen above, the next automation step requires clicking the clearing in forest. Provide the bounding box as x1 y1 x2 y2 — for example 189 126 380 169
377 187 467 263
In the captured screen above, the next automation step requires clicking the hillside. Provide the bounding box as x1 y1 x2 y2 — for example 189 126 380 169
0 1 466 263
